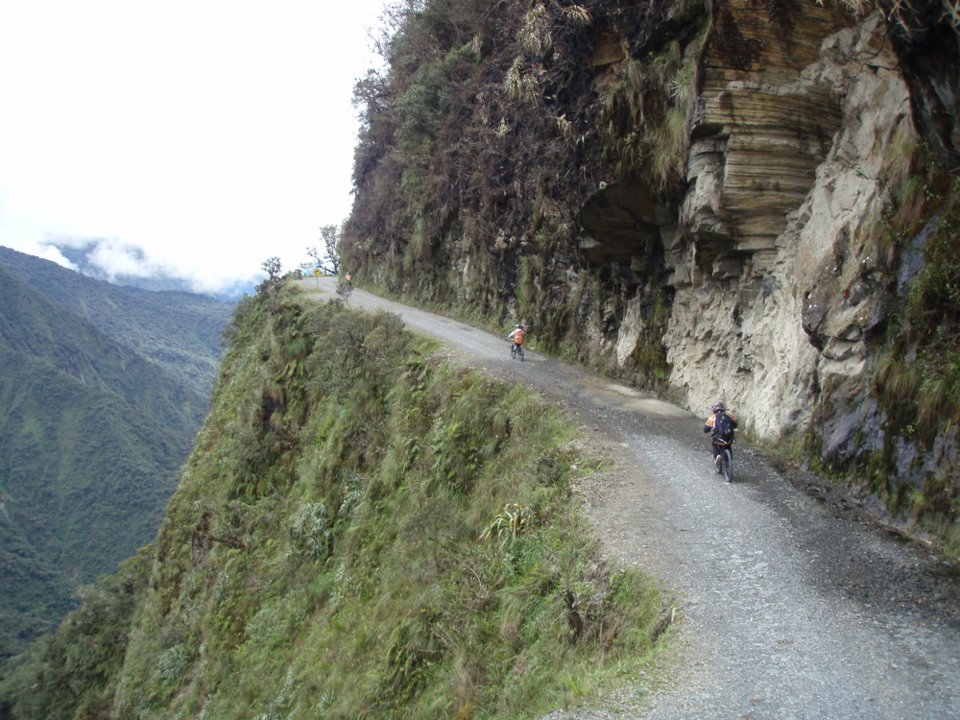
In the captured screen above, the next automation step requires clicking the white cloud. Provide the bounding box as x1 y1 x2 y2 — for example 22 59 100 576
35 243 77 270
0 0 386 293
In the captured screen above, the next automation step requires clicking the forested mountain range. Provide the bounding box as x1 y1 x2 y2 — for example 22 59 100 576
0 246 233 397
0 248 232 659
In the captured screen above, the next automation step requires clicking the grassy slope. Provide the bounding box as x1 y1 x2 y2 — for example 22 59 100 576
1 283 665 719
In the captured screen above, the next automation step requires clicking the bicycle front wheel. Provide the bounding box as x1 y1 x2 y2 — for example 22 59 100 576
722 448 733 483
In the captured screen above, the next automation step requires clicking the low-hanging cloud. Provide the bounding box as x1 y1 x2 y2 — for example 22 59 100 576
0 0 386 296
41 235 261 295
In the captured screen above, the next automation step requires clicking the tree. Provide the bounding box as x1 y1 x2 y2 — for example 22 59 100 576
307 225 342 275
261 257 282 281
258 257 284 294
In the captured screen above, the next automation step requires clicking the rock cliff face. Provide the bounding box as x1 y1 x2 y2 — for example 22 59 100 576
345 0 959 535
667 7 913 434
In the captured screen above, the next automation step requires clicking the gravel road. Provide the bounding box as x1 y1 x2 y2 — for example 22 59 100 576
301 279 960 719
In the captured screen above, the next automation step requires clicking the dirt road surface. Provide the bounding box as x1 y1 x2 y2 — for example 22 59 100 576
301 278 960 719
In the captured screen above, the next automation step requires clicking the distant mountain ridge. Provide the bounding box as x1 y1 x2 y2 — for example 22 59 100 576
0 246 234 397
0 248 233 659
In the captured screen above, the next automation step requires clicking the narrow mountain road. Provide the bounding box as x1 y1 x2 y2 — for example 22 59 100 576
300 278 960 719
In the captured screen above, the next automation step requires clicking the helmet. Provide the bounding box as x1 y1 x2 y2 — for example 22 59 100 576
515 324 523 329
711 401 725 413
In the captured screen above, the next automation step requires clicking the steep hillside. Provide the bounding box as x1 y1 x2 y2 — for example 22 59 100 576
0 262 220 659
343 0 960 549
0 283 662 719
0 246 233 397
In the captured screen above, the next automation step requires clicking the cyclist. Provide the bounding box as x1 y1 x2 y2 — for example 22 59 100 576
337 272 353 300
507 324 525 358
704 401 737 472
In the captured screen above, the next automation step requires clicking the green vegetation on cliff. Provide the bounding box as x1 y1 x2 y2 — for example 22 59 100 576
801 150 960 554
346 0 700 384
870 167 960 550
345 0 959 554
1 282 663 719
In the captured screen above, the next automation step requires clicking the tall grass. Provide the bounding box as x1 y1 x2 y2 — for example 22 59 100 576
594 27 703 196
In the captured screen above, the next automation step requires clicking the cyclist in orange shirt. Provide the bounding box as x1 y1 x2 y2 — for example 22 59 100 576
507 324 525 360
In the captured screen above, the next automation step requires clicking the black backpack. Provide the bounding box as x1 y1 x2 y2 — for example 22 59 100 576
713 411 735 443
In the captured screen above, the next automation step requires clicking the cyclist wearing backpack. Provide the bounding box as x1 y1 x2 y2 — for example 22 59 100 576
704 401 737 472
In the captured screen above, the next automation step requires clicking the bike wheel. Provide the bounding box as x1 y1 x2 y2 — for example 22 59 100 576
722 448 733 482
518 346 524 362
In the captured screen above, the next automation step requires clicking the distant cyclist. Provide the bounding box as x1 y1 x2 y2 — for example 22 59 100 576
507 324 525 360
337 272 353 300
704 401 737 472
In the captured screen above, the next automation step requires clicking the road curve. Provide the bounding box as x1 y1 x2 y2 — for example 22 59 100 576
299 278 960 719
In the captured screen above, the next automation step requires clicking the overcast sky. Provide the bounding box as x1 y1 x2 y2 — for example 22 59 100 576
0 0 388 293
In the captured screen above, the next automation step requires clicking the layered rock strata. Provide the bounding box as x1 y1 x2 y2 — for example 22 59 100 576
607 6 917 444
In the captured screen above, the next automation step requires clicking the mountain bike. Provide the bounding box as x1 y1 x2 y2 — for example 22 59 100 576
714 442 733 482
510 342 524 361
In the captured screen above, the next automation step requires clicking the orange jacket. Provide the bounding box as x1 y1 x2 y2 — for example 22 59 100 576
508 328 525 345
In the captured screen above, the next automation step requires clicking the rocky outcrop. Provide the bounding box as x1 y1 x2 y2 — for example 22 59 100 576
582 3 957 509
572 3 915 442
665 8 916 438
883 0 960 170
687 0 846 266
